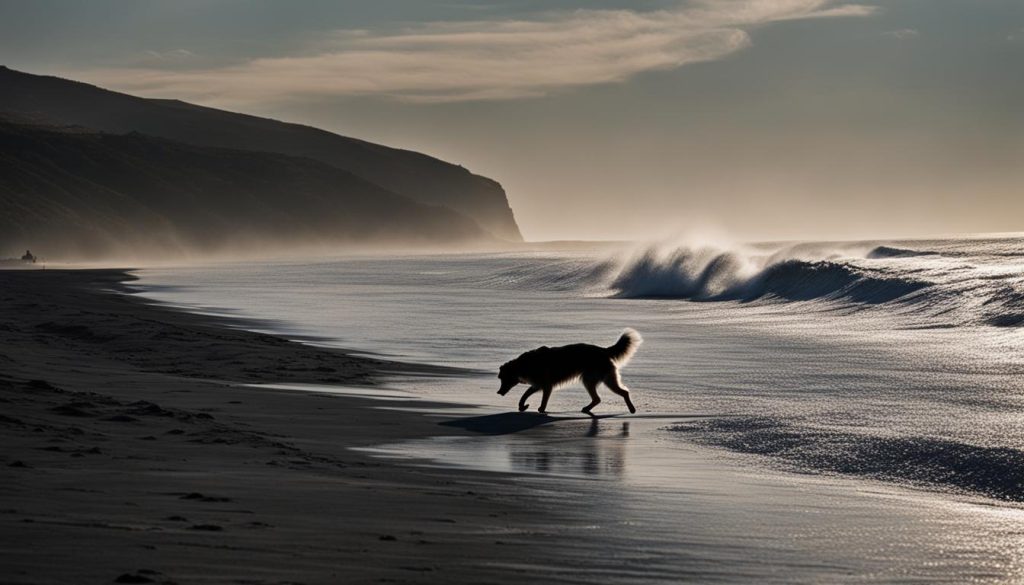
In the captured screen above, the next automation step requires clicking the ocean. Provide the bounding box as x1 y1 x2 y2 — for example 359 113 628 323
130 235 1024 582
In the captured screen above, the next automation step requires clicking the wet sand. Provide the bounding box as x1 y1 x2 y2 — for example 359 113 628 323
0 269 619 584
3 269 1024 584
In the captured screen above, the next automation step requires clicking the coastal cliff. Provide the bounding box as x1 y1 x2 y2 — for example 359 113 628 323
0 119 491 258
0 65 522 248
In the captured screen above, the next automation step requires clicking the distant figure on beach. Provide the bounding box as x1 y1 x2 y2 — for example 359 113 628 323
21 249 36 263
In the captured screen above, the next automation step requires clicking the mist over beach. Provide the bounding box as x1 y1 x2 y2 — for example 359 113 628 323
2 1 1023 583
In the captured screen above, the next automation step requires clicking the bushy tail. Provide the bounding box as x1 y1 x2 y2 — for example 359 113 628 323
606 328 643 365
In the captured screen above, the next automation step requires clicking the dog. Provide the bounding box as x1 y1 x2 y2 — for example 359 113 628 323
497 329 642 414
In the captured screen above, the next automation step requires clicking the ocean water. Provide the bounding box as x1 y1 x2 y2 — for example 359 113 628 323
131 235 1024 582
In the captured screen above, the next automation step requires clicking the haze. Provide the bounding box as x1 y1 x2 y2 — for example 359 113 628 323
3 0 1021 242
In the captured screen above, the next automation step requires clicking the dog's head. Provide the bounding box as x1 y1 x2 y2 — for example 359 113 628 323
497 360 520 396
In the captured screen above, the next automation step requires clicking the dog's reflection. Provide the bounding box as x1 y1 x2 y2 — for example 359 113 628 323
509 418 630 477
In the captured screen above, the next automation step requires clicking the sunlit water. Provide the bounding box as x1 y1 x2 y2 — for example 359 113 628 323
131 236 1024 582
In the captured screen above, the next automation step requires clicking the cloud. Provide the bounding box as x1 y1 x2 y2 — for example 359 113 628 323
143 49 197 61
883 28 920 40
134 49 200 70
70 0 876 104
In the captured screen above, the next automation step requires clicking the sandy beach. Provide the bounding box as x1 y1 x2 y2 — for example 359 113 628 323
0 269 609 584
4 266 1024 584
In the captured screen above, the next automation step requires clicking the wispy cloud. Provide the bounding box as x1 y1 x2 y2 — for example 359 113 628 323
883 28 919 40
70 0 876 104
142 49 197 62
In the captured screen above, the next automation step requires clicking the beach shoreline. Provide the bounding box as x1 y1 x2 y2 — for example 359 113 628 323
0 268 603 584
5 267 1024 584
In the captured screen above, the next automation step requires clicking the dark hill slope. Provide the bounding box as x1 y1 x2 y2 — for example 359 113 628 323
0 120 488 259
0 66 521 241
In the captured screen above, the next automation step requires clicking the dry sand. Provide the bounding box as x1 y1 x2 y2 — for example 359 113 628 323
0 269 606 585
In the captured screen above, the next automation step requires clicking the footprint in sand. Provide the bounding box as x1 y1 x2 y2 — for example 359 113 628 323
114 573 154 584
179 492 231 503
102 414 138 423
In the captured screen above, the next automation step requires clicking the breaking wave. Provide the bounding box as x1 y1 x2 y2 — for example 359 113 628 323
596 239 1024 328
608 248 929 304
474 237 1024 328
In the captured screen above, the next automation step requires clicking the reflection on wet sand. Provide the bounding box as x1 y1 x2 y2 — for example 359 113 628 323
510 418 630 476
360 412 647 478
425 412 723 478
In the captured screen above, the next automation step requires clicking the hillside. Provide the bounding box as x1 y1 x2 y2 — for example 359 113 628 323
0 119 490 259
0 65 522 242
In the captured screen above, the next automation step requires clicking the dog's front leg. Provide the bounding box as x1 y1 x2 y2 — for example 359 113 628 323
538 387 553 413
518 385 540 412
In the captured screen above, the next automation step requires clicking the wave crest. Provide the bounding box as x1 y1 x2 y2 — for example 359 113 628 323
472 239 1024 328
608 245 929 304
866 245 938 259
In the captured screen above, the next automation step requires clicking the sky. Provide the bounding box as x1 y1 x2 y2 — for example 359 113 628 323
1 0 1022 242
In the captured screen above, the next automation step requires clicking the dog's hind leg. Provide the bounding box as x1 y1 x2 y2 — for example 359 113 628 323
538 387 553 413
518 385 540 412
604 370 637 414
582 378 601 414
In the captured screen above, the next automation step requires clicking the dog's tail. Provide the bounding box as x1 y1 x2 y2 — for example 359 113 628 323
606 328 643 365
